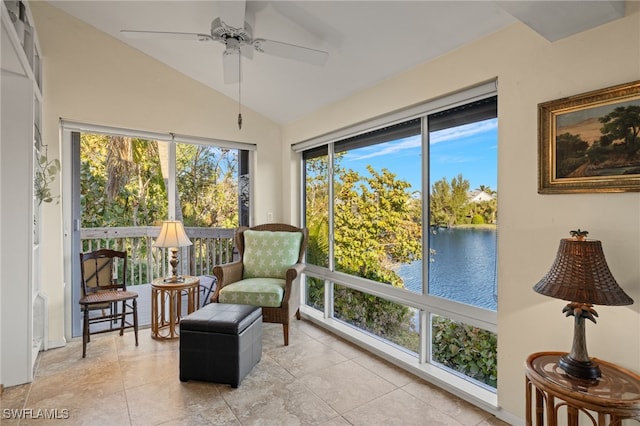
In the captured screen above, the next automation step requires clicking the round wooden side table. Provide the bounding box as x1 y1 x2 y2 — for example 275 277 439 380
525 351 640 426
151 275 200 340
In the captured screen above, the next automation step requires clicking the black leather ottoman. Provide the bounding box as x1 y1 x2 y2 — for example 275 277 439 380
179 303 262 388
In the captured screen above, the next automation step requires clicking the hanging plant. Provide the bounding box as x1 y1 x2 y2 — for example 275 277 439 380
34 146 60 205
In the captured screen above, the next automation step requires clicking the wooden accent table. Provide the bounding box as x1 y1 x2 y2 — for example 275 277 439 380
525 352 640 426
151 276 200 340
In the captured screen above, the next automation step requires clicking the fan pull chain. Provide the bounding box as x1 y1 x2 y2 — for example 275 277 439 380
237 50 243 130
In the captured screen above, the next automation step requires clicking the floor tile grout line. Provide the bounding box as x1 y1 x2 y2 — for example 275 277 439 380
23 320 505 426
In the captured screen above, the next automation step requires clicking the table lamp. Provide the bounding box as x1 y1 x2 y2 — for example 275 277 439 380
533 230 634 380
153 220 193 283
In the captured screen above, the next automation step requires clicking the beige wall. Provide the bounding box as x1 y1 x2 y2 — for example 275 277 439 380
31 2 282 348
282 3 640 421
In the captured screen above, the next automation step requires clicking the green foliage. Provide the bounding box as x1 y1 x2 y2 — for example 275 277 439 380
305 156 420 343
333 285 418 351
304 152 498 387
468 199 496 225
471 214 485 225
34 151 60 205
561 106 640 175
80 135 241 228
334 165 422 285
599 105 640 154
432 316 497 388
81 134 167 227
305 277 325 310
80 134 242 283
176 145 239 228
556 132 589 176
430 174 471 227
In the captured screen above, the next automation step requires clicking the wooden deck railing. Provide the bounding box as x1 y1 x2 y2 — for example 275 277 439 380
80 226 236 285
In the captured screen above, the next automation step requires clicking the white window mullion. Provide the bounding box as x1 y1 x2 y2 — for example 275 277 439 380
420 309 429 364
168 136 177 220
328 142 335 272
324 279 333 320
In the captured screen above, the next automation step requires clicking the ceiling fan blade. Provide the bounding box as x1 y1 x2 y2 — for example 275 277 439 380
120 30 212 41
240 45 254 60
253 39 328 66
222 49 241 84
217 0 246 29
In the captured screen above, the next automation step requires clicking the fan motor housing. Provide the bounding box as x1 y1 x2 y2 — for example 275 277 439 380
211 17 252 44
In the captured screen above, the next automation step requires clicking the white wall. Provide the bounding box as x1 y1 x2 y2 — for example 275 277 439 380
282 3 640 422
30 2 283 349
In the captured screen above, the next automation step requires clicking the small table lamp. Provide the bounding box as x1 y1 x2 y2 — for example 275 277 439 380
153 220 193 283
533 230 634 380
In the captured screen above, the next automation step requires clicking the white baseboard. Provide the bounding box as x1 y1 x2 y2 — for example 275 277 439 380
46 338 67 350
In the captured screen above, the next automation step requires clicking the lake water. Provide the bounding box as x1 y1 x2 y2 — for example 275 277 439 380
396 227 497 311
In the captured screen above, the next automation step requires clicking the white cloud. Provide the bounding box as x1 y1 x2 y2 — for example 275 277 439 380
348 136 421 161
345 119 497 161
430 119 497 145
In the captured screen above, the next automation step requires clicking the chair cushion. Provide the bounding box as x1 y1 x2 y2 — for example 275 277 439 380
218 278 285 308
242 230 302 279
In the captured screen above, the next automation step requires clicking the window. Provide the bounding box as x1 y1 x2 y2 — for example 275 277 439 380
297 83 497 392
176 143 243 228
65 121 255 337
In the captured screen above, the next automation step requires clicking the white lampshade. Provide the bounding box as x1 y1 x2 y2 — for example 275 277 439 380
153 221 192 248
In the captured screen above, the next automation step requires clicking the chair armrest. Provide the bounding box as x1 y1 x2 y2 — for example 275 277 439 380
285 262 305 282
282 262 306 304
211 261 244 302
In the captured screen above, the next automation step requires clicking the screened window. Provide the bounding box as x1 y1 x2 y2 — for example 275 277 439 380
68 122 254 338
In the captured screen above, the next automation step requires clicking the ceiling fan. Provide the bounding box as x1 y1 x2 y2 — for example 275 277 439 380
120 1 329 128
120 1 329 129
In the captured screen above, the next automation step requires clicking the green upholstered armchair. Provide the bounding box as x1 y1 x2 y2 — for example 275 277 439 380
211 223 308 346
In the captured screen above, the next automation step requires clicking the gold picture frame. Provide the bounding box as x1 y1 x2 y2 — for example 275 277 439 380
538 80 640 193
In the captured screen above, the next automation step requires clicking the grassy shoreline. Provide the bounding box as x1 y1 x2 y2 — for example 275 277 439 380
452 223 496 230
433 223 497 230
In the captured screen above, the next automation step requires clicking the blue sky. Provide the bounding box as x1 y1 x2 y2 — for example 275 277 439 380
342 118 498 193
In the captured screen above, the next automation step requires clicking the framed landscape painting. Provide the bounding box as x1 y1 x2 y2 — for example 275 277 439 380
538 80 640 193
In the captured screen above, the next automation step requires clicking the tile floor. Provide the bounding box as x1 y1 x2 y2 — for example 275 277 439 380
1 320 510 425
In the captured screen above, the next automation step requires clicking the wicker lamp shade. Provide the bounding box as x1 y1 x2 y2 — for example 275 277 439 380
534 238 633 306
533 234 634 380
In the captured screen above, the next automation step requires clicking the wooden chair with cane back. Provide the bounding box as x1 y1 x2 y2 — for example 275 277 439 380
79 249 139 357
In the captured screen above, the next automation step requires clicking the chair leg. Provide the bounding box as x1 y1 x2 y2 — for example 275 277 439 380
133 299 139 346
82 308 89 358
119 301 126 336
283 324 289 346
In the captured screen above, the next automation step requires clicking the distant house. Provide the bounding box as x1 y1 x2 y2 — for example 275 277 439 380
467 190 494 203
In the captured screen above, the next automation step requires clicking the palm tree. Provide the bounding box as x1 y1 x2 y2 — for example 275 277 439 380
476 185 496 196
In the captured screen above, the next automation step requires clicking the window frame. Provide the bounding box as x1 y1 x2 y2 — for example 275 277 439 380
297 81 498 404
61 121 256 338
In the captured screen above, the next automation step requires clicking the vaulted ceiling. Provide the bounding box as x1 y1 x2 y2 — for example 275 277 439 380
46 1 625 124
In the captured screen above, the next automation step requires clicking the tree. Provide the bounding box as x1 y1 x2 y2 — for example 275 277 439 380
304 158 422 346
555 132 589 177
176 145 239 228
334 165 421 286
304 155 331 269
430 174 470 227
476 185 495 196
599 105 640 155
81 134 167 228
